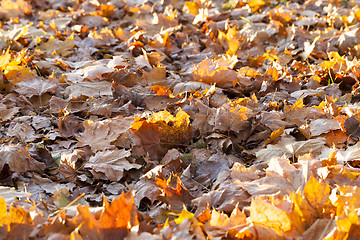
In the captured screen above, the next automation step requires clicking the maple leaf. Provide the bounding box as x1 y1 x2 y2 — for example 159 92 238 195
76 117 134 152
84 149 141 181
193 55 238 88
204 206 247 238
288 176 334 232
71 204 99 239
72 192 139 240
0 145 46 175
214 105 252 134
130 109 191 160
4 0 360 238
155 174 194 210
250 198 292 235
15 77 58 98
99 192 138 239
0 50 35 84
39 34 76 57
218 26 241 55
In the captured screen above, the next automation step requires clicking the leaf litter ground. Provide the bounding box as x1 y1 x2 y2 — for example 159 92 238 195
0 0 360 239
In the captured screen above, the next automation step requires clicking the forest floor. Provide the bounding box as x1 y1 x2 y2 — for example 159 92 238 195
0 0 359 239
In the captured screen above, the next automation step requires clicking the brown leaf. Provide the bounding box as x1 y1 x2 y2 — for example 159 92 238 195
84 149 141 181
214 106 251 134
0 145 45 175
57 114 84 138
64 81 112 99
77 117 134 152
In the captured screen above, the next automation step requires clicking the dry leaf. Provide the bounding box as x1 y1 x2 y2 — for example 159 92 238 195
193 56 238 88
85 149 141 181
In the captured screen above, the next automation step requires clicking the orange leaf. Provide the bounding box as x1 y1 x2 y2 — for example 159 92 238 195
266 67 279 81
324 130 347 148
100 192 138 230
97 192 138 239
0 197 6 227
155 174 182 197
265 125 285 146
248 0 267 12
289 176 333 232
151 85 172 96
193 56 238 88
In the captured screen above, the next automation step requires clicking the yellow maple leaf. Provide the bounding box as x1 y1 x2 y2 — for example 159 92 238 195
218 26 241 55
289 176 333 232
250 198 292 235
337 207 359 233
174 206 194 224
7 205 32 226
4 64 35 83
266 67 279 81
0 50 35 84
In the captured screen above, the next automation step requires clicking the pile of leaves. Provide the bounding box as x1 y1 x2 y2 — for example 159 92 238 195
1 0 360 238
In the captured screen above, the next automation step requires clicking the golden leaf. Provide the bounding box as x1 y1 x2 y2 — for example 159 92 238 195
131 109 191 159
289 176 333 232
248 0 267 12
250 198 292 234
266 67 279 81
7 205 32 226
265 125 285 146
193 56 238 88
0 49 11 71
174 206 194 224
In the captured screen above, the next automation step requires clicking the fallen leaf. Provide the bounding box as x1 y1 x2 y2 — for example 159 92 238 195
77 117 134 152
193 56 238 88
15 77 58 98
0 145 46 175
250 197 292 234
84 149 141 181
131 109 191 160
